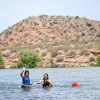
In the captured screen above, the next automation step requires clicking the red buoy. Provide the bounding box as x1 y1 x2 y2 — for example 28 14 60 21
72 82 80 87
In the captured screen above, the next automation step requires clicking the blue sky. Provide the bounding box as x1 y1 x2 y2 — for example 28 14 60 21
0 0 100 32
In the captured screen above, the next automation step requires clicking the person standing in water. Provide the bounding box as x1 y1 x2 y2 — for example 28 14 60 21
20 67 32 88
37 73 52 87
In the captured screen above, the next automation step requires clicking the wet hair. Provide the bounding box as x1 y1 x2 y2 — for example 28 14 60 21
24 70 29 76
43 73 49 81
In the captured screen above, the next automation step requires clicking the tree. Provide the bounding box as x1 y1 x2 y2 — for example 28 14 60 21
17 50 42 68
0 52 4 69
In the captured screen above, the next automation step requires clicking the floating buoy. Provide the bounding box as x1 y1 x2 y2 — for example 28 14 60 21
72 82 80 87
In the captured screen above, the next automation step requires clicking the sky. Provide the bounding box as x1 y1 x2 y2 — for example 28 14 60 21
0 0 100 32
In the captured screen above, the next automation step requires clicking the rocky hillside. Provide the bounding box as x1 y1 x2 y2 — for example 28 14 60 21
0 15 100 68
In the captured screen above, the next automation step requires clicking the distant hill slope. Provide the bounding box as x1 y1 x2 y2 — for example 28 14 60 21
0 15 100 67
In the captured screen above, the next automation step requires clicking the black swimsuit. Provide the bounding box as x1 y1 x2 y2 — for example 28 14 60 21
43 81 50 87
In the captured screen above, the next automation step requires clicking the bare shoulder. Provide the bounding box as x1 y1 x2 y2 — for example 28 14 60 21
48 80 52 83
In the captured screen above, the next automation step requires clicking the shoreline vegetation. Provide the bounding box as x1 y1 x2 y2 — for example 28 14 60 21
2 57 100 69
1 49 100 69
0 15 100 69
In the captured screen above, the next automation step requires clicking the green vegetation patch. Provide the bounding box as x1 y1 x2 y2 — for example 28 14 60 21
17 50 42 68
0 52 5 69
90 56 100 67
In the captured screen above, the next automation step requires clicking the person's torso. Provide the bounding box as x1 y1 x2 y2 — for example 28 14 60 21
22 76 30 86
43 80 50 87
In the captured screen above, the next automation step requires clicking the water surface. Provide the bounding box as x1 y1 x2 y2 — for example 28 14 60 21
0 67 100 100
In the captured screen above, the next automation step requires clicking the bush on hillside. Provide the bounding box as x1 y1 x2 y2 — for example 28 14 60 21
89 57 95 62
81 33 85 36
49 58 57 67
51 50 58 58
17 50 42 68
90 56 100 67
86 22 92 27
50 58 55 66
80 50 90 56
96 33 100 37
56 57 63 62
96 56 100 66
0 52 4 69
67 51 76 58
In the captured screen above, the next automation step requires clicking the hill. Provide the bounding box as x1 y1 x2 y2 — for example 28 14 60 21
0 15 100 68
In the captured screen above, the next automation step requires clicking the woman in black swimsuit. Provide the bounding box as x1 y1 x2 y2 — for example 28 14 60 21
37 73 52 87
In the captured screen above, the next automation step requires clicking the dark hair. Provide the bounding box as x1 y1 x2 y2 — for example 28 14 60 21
43 73 49 81
24 70 29 76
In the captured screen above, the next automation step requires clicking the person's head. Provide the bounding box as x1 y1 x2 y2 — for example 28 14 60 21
43 73 49 80
24 70 29 77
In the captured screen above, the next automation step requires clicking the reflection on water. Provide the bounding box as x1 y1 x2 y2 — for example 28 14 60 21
0 67 100 100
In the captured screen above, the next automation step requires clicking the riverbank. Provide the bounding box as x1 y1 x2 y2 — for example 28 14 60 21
4 63 96 69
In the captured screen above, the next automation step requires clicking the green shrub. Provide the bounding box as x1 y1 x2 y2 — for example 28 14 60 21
90 56 100 67
89 57 95 62
49 58 57 67
0 52 4 69
50 58 55 67
90 63 94 66
17 50 42 68
96 56 100 66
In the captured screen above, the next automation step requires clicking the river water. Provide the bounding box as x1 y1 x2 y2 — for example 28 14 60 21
0 67 100 100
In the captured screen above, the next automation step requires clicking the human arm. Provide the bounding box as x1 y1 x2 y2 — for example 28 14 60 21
48 80 52 86
37 80 44 84
30 81 33 85
20 67 25 78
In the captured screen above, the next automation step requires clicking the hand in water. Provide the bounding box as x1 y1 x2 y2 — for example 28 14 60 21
23 67 26 71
